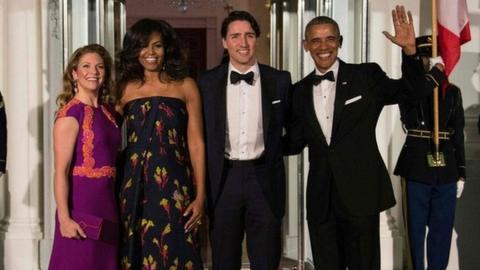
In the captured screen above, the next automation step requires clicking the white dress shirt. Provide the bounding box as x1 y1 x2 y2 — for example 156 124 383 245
313 60 339 145
225 63 264 160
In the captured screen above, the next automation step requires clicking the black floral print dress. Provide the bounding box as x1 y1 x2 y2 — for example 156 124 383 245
119 96 202 270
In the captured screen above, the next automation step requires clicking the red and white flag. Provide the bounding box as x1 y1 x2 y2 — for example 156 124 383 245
437 0 471 76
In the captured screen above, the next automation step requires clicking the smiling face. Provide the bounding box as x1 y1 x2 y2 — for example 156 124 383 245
222 20 257 72
303 23 342 73
138 31 165 72
72 52 105 93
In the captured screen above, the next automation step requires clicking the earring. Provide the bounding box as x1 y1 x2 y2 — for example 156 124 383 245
73 80 78 93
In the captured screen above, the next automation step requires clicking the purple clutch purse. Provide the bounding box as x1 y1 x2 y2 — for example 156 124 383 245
71 210 119 245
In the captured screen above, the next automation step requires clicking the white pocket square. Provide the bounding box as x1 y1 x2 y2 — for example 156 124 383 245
345 95 362 105
272 100 282 104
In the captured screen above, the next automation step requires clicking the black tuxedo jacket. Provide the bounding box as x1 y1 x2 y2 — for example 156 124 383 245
286 55 439 221
394 83 466 184
198 63 292 218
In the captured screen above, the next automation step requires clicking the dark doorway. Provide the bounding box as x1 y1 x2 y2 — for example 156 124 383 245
456 105 480 269
175 28 207 79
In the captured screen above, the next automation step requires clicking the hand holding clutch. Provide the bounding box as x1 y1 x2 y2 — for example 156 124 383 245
71 210 119 245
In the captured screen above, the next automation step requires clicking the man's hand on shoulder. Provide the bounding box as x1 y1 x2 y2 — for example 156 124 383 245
382 5 416 55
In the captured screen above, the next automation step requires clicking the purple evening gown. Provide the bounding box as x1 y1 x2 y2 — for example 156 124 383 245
49 98 121 270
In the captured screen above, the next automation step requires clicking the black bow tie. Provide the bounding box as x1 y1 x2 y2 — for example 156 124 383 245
312 71 335 85
230 71 254 85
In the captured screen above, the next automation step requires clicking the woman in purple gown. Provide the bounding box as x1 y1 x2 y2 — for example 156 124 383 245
49 44 121 270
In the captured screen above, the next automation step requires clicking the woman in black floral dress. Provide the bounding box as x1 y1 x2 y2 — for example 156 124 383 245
116 18 205 270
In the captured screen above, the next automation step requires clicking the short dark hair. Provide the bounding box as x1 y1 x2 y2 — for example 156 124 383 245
116 18 187 99
221 10 260 38
305 16 341 39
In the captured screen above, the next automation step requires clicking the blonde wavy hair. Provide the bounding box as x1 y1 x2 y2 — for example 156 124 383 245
57 44 115 109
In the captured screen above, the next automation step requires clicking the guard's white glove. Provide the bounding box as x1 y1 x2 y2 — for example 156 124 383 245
456 179 465 198
430 56 445 70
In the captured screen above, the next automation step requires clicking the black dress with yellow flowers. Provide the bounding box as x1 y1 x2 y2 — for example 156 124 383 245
119 96 202 270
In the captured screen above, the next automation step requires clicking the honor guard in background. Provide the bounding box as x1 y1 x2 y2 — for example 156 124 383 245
0 91 6 175
394 35 466 270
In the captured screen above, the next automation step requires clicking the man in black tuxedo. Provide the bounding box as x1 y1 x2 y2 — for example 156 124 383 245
198 10 291 270
285 6 445 270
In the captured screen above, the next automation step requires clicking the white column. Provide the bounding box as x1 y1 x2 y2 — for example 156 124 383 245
369 1 421 269
379 210 402 269
40 0 62 267
0 0 44 269
377 106 404 270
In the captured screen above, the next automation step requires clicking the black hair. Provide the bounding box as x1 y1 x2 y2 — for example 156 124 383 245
221 10 260 38
116 18 187 99
305 16 343 45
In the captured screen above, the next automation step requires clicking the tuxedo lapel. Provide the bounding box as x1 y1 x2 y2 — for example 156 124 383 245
260 65 274 144
216 65 228 151
304 72 328 146
331 61 353 143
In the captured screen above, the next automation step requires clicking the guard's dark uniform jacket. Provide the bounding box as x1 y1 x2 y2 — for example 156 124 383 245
394 74 466 184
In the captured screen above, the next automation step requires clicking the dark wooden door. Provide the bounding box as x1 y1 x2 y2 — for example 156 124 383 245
175 28 207 79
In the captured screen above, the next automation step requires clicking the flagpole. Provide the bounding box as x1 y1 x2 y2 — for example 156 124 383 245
431 0 441 163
